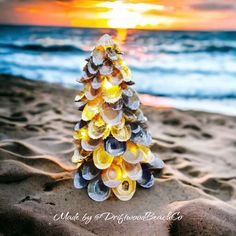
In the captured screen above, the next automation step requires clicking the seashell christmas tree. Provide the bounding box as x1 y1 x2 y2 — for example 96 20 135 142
72 34 164 201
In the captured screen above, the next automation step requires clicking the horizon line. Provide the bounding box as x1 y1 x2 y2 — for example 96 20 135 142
1 23 236 32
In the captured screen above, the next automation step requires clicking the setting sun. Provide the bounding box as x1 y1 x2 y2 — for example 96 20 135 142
97 1 174 29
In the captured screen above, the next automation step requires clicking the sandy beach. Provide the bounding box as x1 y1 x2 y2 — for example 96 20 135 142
0 74 236 236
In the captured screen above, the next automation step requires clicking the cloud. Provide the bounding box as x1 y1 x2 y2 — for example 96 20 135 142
191 2 235 11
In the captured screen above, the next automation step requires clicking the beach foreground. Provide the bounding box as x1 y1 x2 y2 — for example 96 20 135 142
0 75 236 236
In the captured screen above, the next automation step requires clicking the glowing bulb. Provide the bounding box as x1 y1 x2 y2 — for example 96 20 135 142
73 128 89 140
102 78 113 89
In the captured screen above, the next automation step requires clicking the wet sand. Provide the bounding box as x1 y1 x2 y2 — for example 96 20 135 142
0 75 235 236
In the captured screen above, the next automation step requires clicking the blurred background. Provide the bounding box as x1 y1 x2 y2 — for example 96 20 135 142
0 0 236 115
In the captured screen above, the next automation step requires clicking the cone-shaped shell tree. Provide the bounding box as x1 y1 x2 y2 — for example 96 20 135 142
72 34 164 201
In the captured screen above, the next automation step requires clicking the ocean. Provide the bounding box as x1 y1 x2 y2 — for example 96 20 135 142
1 25 236 115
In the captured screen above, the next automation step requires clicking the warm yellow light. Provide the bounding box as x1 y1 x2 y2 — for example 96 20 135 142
73 128 88 140
102 78 113 89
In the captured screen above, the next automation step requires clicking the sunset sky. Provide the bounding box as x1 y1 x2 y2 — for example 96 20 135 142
0 0 236 30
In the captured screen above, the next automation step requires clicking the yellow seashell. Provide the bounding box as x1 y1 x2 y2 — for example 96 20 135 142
111 125 131 142
101 163 123 188
112 177 136 201
73 127 88 140
93 146 114 169
88 119 106 139
138 145 155 163
113 117 125 130
71 149 84 163
113 57 125 70
121 65 132 82
94 115 105 127
102 78 122 103
123 141 142 164
103 127 111 139
82 103 100 121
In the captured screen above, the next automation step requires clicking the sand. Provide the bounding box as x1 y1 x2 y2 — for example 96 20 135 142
0 74 235 236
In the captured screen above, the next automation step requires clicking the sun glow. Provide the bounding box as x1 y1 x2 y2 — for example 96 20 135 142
97 1 174 29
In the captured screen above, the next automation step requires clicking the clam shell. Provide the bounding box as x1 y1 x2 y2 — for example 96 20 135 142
97 34 115 47
113 58 125 70
73 127 88 140
82 66 93 80
88 119 107 139
71 149 84 163
92 46 105 66
122 88 133 97
131 129 152 146
101 163 122 188
123 141 142 164
104 137 126 156
91 77 101 89
85 83 100 100
109 69 123 85
111 125 131 142
112 177 136 201
129 123 141 134
113 117 125 130
88 61 98 75
135 109 147 123
74 171 88 189
138 145 155 163
109 99 123 110
93 146 114 169
75 100 86 110
106 47 118 60
74 120 87 131
123 108 137 122
81 159 101 181
102 78 122 103
121 65 132 82
79 149 92 159
137 168 154 188
81 138 101 151
82 103 100 121
75 90 85 101
87 178 111 202
99 63 113 75
100 103 122 125
123 89 140 110
122 161 142 180
149 155 165 169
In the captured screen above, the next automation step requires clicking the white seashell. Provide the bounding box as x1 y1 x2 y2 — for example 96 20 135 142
122 161 142 181
88 61 98 74
100 103 122 125
99 64 113 75
97 34 115 47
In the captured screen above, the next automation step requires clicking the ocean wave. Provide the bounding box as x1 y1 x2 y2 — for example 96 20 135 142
138 89 236 99
1 42 236 55
153 45 236 54
0 43 88 53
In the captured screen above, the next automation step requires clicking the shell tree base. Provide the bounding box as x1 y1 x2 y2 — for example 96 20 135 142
72 34 165 202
